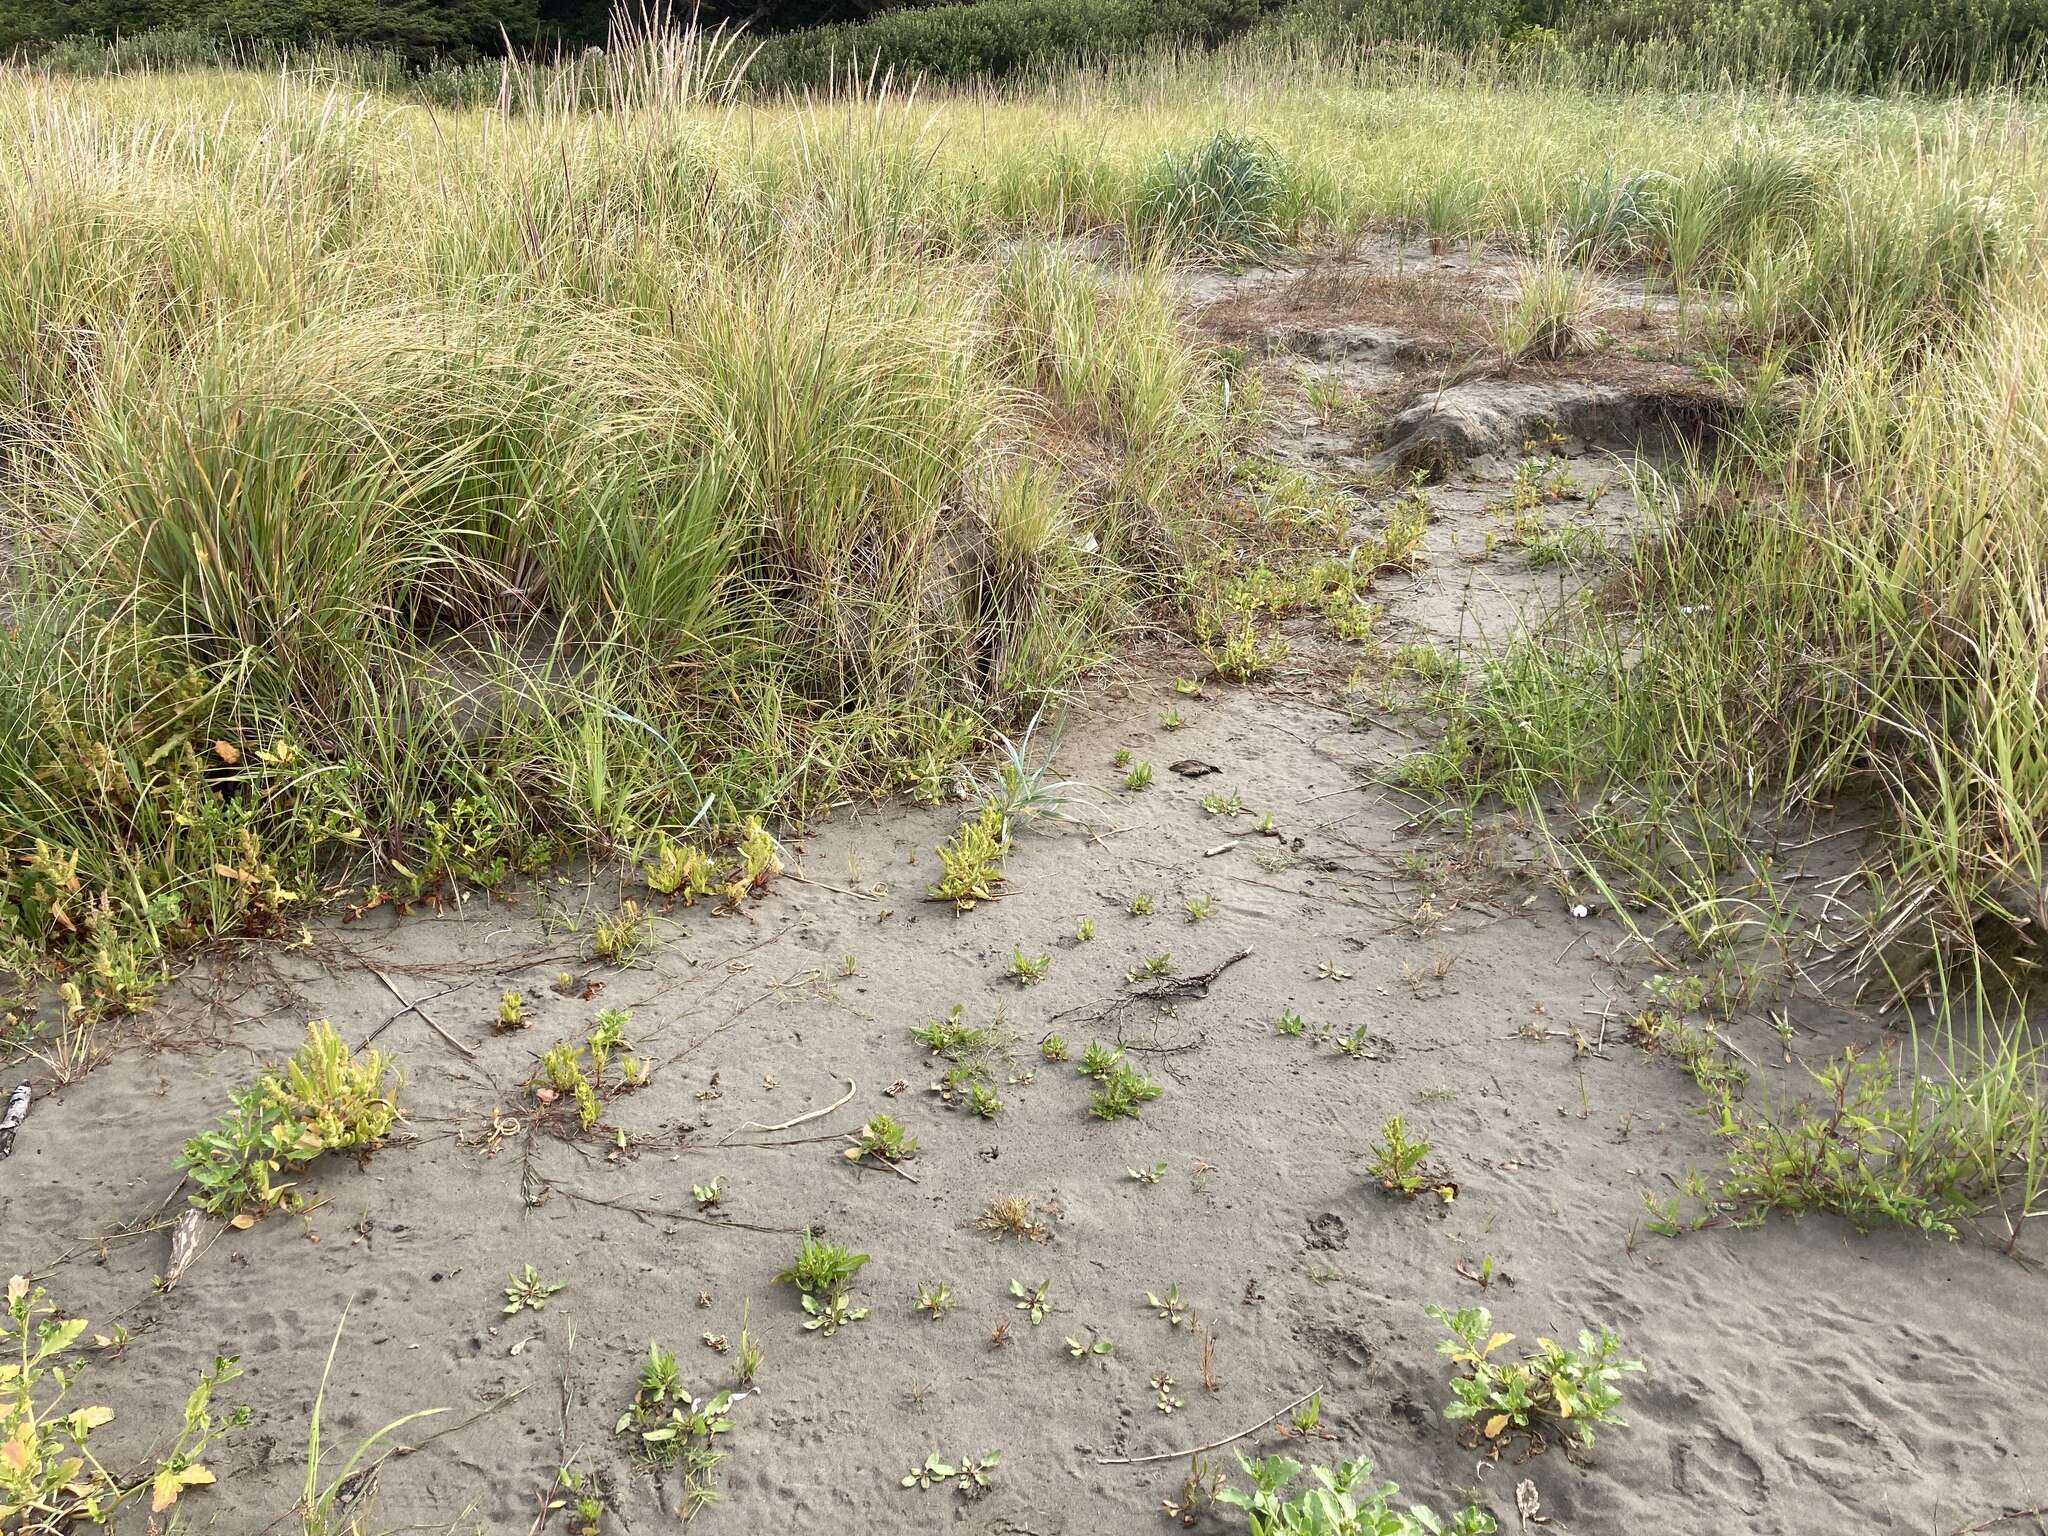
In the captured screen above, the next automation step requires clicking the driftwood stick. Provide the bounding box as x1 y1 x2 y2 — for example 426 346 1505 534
367 968 479 1059
717 1077 857 1145
1093 1386 1324 1467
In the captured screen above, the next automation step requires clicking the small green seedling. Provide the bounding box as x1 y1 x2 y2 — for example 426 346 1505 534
1091 1061 1163 1121
1040 1033 1070 1062
504 1264 567 1314
1146 1283 1191 1328
1127 892 1156 916
1066 1333 1114 1361
1333 1025 1378 1060
1073 917 1096 943
1161 706 1184 729
915 1281 955 1319
1128 1161 1168 1185
1153 1371 1186 1414
966 1082 1003 1120
1009 949 1051 984
1182 894 1215 922
1366 1115 1435 1198
1113 749 1133 770
1009 1278 1055 1324
845 1113 918 1165
801 1293 868 1335
497 991 525 1030
692 1179 724 1210
1275 1007 1306 1037
1129 952 1172 980
1078 1041 1123 1080
1123 763 1155 791
1199 788 1243 816
956 1451 1000 1497
735 1303 762 1386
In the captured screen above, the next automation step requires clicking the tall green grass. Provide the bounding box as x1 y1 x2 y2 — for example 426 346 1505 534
1 23 2045 1043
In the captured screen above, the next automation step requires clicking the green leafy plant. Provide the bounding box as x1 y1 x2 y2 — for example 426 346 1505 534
1123 762 1155 791
1040 1033 1070 1062
776 1232 870 1299
1066 1333 1114 1361
1183 894 1215 922
913 1004 1015 1111
1092 1061 1163 1121
1218 1452 1497 1536
530 1009 646 1133
1200 788 1244 816
1429 1304 1644 1457
178 1019 398 1221
1129 951 1173 980
1009 948 1051 984
643 834 720 904
845 1112 919 1166
1078 1041 1123 1080
503 1264 567 1314
1073 918 1096 943
801 1293 869 1335
496 990 525 1030
914 1281 955 1320
967 1081 1004 1120
1275 1007 1307 1037
1128 892 1156 916
1366 1115 1438 1198
0 1276 247 1527
1008 1278 1054 1324
929 803 1011 910
902 1449 1000 1499
543 1465 607 1536
692 1178 724 1209
1152 1371 1185 1414
590 899 654 963
614 1341 736 1513
1145 1283 1191 1328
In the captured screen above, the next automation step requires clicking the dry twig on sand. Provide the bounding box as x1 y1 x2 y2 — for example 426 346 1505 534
1093 1385 1325 1466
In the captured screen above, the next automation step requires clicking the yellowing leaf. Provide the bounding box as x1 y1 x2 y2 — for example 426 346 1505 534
1 1426 34 1475
178 1465 216 1489
5 1275 27 1304
1484 1413 1510 1439
73 1405 114 1430
229 1212 258 1230
1485 1331 1515 1353
151 1469 182 1512
212 741 242 765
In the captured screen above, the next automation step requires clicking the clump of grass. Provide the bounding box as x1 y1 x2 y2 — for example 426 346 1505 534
1499 256 1606 363
975 1193 1051 1243
1131 129 1288 259
775 1231 870 1299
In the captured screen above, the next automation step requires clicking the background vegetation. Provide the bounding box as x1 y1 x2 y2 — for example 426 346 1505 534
9 0 2045 89
0 3 2044 1045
